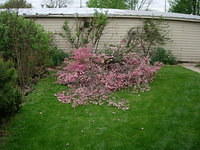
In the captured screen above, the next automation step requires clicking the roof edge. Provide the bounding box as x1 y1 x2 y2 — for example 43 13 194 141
1 8 200 23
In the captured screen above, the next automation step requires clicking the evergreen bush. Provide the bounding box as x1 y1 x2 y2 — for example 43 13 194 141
0 58 22 120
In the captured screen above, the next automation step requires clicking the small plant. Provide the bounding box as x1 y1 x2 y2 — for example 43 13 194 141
0 58 22 121
55 47 161 109
61 10 108 50
151 47 177 65
125 19 169 57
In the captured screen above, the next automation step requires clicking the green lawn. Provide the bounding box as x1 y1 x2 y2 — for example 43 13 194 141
1 66 200 150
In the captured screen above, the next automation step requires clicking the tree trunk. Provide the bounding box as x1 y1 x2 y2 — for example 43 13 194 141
198 0 200 15
193 0 197 15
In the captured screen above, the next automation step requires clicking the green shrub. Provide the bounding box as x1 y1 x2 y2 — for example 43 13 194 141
0 11 66 89
49 47 69 66
0 58 22 120
61 10 108 51
151 47 177 65
125 19 169 56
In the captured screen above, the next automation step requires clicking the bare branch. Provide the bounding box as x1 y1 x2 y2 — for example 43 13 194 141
126 0 153 10
42 0 71 8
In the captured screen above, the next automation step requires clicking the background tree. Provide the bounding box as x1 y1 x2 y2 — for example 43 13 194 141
0 0 32 8
169 0 200 15
42 0 71 8
87 0 153 10
87 0 127 9
126 0 153 10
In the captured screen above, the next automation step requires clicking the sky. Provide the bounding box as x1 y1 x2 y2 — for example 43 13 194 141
0 0 170 12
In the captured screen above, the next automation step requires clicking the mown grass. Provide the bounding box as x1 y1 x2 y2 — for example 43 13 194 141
1 66 200 150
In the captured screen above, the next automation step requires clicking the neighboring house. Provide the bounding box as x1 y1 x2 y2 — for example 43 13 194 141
1 8 200 62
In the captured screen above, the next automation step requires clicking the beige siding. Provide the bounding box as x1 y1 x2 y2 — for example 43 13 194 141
35 18 71 50
166 21 200 62
34 17 200 62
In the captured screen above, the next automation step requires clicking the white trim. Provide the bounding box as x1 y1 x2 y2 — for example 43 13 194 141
1 8 200 22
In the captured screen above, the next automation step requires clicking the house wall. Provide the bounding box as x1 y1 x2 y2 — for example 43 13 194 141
34 17 200 62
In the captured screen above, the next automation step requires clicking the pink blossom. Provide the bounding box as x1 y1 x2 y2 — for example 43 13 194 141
55 47 161 109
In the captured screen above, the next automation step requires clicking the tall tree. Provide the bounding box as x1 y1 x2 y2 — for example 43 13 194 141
126 0 153 10
42 0 71 8
87 0 128 9
169 0 200 15
126 0 138 10
0 0 32 8
87 0 153 10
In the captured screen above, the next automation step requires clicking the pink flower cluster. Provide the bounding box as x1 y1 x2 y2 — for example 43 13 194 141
55 47 161 109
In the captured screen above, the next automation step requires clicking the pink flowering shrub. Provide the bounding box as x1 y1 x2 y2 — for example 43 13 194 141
55 47 161 109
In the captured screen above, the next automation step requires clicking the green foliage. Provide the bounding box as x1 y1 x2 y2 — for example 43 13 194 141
0 11 66 89
61 10 108 50
0 58 22 120
49 47 69 66
126 0 153 10
87 0 152 10
151 47 177 65
0 0 32 8
126 0 139 10
87 0 127 9
125 19 169 56
169 0 200 15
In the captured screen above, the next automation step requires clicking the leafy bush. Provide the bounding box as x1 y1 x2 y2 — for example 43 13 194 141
151 47 177 65
55 47 161 109
49 47 69 66
0 58 22 120
61 10 108 51
0 11 66 90
125 19 169 56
